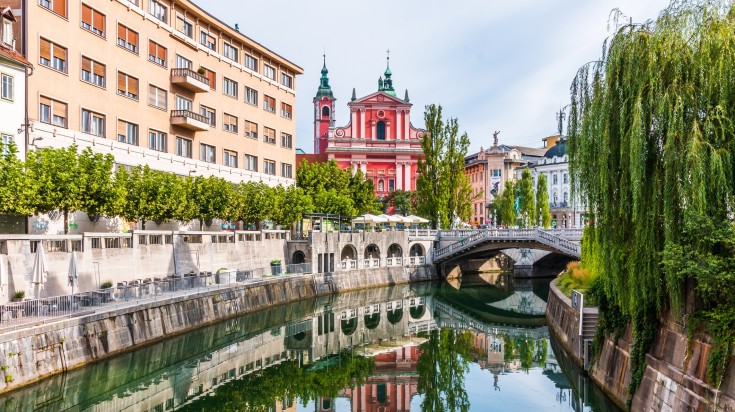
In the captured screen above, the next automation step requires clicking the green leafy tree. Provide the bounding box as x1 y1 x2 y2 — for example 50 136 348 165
536 174 551 228
186 176 235 230
25 145 86 233
232 181 274 229
313 189 355 216
349 169 380 215
118 166 189 229
0 141 32 216
386 190 417 216
518 168 536 227
77 148 117 220
567 1 735 398
416 104 475 229
271 185 313 228
497 180 516 227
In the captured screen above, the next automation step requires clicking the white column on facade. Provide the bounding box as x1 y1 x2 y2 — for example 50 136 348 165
350 161 357 176
396 110 402 140
371 120 376 140
360 109 365 138
350 109 356 138
396 162 403 190
404 112 409 139
403 163 413 190
386 121 391 140
360 161 367 175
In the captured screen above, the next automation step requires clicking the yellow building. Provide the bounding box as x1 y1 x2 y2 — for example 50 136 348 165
19 0 302 185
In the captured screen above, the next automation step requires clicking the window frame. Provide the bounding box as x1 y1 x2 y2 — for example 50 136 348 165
199 28 216 51
80 56 106 88
175 13 193 38
244 154 258 172
117 23 139 54
264 159 276 176
81 4 106 37
148 129 167 152
223 42 238 62
263 64 276 81
200 105 216 126
148 0 168 23
81 108 105 137
263 95 275 113
281 162 292 179
223 149 238 168
117 119 139 145
117 71 139 100
39 96 68 127
245 87 258 106
223 112 238 134
263 127 275 145
199 143 215 163
281 102 292 119
39 38 68 73
280 132 292 149
148 84 167 110
244 54 258 72
148 40 167 67
244 120 257 139
280 72 293 88
222 77 238 99
39 0 68 18
2 18 12 45
176 136 192 158
1 73 13 101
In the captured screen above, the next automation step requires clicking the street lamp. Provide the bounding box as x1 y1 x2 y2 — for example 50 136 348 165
188 169 197 176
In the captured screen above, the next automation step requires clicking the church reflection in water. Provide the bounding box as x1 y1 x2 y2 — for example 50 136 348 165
1 273 615 412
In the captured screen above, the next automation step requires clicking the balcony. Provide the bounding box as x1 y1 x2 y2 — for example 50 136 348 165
171 110 209 131
170 68 210 93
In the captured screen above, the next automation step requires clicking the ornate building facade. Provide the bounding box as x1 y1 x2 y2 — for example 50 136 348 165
313 57 425 200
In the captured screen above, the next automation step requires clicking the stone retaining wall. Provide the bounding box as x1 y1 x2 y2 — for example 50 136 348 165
0 265 437 394
546 279 735 411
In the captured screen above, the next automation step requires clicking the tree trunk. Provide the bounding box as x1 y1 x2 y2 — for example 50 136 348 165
63 209 69 234
199 218 204 231
142 220 146 230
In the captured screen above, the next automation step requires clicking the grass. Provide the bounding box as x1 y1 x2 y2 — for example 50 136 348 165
556 261 597 305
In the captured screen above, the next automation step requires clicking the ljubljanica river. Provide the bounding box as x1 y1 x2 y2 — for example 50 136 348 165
0 271 622 412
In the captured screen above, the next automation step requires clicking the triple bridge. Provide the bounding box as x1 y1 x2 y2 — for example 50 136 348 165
432 228 583 265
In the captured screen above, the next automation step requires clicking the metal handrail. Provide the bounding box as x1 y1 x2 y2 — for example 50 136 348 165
170 68 210 86
170 109 209 123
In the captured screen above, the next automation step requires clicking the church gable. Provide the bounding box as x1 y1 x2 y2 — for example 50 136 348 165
351 91 409 106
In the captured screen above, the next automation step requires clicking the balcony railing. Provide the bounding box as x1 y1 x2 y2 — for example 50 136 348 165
171 110 209 131
170 68 210 93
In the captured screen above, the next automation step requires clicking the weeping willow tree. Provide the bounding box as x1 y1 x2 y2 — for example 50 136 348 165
568 0 735 401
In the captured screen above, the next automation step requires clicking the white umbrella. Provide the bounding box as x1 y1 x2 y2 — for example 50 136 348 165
355 214 389 224
0 255 7 296
68 251 79 289
406 215 430 224
32 243 49 295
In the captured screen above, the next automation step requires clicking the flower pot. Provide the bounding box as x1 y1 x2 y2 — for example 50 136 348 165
270 264 282 276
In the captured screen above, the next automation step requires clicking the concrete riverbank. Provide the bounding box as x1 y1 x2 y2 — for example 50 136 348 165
0 265 437 394
546 279 735 411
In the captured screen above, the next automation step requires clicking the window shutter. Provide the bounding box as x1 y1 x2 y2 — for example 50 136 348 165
117 120 126 137
149 40 155 56
53 101 67 118
81 56 91 72
52 0 67 17
205 70 215 89
148 85 156 105
129 76 139 95
81 4 92 24
93 61 105 77
40 96 52 107
40 38 51 60
129 30 138 46
157 88 166 109
53 44 66 60
117 24 125 40
117 72 126 92
93 11 104 33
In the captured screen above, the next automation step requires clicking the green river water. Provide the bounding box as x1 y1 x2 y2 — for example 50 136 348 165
0 271 622 412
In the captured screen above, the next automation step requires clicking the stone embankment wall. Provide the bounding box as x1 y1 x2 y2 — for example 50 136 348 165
546 280 735 411
0 265 437 394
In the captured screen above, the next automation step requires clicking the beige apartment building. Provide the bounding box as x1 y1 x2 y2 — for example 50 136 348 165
18 0 302 186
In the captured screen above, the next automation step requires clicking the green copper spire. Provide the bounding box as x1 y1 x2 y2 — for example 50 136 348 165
316 54 334 98
381 50 396 96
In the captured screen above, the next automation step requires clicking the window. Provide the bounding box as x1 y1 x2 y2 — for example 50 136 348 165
322 106 330 118
263 64 275 80
492 169 501 177
175 95 191 111
281 163 292 178
223 113 238 133
563 173 569 184
175 14 193 37
223 149 238 168
148 40 167 66
81 4 105 36
389 179 395 192
223 77 238 98
264 159 276 175
81 109 105 137
39 96 67 127
200 105 215 126
117 72 139 99
176 136 192 158
175 54 191 69
117 24 138 53
280 72 293 88
200 143 215 163
148 129 166 152
263 95 275 113
376 121 386 140
1 134 12 151
244 54 258 72
244 154 257 172
280 132 292 149
39 38 67 73
223 42 238 62
264 127 275 144
81 57 105 87
244 120 257 139
553 174 558 185
148 85 167 110
200 29 216 51
149 0 167 23
245 87 258 106
281 102 292 119
117 120 138 145
378 180 384 192
1 74 12 101
2 18 11 45
39 0 67 18
199 67 217 90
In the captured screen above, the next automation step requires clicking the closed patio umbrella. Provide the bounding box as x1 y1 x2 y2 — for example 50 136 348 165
32 243 49 297
0 255 7 297
68 251 78 290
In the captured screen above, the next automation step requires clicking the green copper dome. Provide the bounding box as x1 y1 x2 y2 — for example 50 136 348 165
378 57 396 96
315 56 334 98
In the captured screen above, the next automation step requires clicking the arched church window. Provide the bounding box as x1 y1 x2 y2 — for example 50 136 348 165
553 192 558 205
563 192 569 204
377 121 386 140
378 180 384 192
322 106 330 118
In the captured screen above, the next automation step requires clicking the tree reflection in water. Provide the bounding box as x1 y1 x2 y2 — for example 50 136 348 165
417 328 476 412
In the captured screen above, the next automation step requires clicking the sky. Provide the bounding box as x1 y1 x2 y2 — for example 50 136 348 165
206 0 671 154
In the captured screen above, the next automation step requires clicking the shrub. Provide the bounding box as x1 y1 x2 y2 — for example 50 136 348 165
100 280 113 289
12 291 24 300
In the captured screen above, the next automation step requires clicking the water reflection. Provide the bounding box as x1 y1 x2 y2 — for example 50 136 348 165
0 273 619 411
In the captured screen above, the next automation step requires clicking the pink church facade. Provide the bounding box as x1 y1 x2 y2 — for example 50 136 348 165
313 58 425 199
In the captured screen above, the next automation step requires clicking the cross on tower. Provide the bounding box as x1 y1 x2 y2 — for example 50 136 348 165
386 48 390 60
